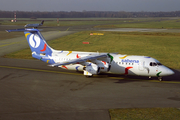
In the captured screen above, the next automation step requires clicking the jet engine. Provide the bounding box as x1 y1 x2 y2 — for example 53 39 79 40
83 60 111 77
97 61 111 72
83 63 100 77
90 60 111 73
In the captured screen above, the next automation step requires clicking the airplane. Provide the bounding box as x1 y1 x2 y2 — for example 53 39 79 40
6 27 174 81
24 20 44 28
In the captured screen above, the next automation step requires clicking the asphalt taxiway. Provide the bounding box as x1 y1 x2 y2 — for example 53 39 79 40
0 30 76 56
0 28 180 120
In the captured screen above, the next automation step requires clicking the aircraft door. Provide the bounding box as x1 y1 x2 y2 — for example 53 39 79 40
54 56 60 63
155 64 159 73
150 62 159 73
138 61 145 71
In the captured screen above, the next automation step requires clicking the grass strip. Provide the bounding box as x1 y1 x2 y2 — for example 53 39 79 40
1 18 180 29
109 108 180 120
95 19 180 29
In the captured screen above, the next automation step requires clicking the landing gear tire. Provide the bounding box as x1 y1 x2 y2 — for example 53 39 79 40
85 75 93 78
158 77 163 81
148 76 152 80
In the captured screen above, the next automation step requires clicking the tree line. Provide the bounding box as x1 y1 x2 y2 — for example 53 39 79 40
0 11 180 18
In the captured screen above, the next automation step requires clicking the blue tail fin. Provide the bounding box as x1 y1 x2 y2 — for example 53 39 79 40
24 29 53 55
6 28 55 64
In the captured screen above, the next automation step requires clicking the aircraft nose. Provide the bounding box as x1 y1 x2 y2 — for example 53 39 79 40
161 68 175 76
167 69 175 75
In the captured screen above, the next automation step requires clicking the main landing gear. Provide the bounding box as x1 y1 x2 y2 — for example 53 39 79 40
149 76 163 81
85 75 93 78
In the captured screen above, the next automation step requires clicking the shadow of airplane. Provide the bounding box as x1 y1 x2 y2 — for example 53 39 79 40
91 68 180 83
165 68 180 81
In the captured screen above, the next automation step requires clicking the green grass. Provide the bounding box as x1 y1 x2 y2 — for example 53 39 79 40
1 19 121 27
2 17 180 28
115 19 180 29
5 49 33 60
95 18 180 29
4 31 180 69
0 18 127 26
109 108 180 120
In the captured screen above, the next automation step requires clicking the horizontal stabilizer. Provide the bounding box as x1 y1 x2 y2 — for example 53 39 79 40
6 28 39 33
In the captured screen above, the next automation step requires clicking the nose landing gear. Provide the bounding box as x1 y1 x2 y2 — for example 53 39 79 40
158 77 163 81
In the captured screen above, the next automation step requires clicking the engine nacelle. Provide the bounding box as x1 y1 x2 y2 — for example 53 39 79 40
91 60 111 73
98 61 111 72
84 63 100 76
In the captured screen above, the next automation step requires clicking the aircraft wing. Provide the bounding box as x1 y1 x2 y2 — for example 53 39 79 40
49 54 108 67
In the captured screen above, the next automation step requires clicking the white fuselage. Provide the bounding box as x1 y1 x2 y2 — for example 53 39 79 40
50 50 174 77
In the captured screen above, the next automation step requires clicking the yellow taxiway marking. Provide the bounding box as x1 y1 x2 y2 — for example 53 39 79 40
0 65 81 76
0 65 179 84
109 77 180 84
66 27 70 31
0 40 25 48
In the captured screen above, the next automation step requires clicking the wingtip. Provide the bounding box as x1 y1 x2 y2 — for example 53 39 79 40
48 65 54 67
5 30 10 33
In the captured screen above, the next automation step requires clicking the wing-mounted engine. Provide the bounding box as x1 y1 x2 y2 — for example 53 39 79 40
83 60 111 77
83 62 100 77
92 60 111 73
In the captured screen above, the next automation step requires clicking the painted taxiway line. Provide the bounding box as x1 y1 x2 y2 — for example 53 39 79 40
0 65 179 84
0 40 25 48
109 77 180 84
0 65 81 76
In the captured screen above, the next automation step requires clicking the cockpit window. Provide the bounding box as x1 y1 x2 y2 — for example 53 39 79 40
157 62 162 65
150 62 162 66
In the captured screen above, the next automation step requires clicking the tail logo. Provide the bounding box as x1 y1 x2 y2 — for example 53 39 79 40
29 34 41 48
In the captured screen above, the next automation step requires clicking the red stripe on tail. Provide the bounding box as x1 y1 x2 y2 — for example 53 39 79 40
40 44 47 51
